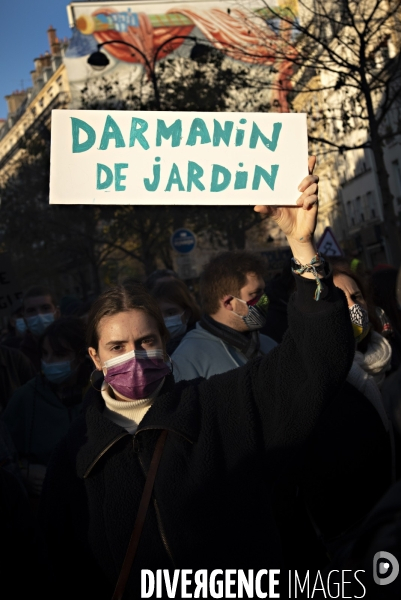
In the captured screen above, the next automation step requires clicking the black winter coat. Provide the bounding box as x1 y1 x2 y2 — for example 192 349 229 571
39 275 355 599
276 379 393 575
0 466 51 597
0 344 36 412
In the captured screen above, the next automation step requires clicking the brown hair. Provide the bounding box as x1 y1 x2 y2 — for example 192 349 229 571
23 285 58 308
144 269 179 291
40 316 87 358
86 283 168 350
200 251 267 315
151 279 201 327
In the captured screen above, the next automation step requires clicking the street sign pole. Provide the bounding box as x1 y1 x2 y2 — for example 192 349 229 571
170 228 197 280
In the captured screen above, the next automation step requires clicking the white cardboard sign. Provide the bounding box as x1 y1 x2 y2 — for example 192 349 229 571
50 110 308 205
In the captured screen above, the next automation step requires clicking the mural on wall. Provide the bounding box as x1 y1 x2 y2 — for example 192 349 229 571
66 0 298 110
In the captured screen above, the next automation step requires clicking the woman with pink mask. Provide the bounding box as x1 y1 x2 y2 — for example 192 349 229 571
39 159 358 599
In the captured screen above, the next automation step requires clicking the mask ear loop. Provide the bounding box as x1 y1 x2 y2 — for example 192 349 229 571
90 369 103 392
165 354 173 374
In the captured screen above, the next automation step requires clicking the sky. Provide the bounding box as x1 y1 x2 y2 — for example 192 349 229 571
0 0 74 119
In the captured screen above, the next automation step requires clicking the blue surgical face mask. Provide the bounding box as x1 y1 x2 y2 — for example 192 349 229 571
164 313 187 339
15 317 27 336
26 312 55 337
41 360 72 384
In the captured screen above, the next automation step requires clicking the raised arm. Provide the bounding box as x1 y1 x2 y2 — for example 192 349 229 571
254 155 320 281
203 156 354 473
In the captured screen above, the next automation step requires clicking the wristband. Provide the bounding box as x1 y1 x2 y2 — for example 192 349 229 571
291 252 325 301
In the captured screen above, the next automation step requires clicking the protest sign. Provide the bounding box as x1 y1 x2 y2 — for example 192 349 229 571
49 110 308 205
0 253 23 317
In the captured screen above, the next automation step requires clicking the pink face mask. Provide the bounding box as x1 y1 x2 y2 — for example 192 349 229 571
103 349 170 400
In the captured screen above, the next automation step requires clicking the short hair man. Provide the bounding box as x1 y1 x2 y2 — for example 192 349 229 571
172 251 277 381
20 285 60 370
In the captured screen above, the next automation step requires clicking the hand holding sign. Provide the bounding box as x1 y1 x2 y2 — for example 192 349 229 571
254 156 319 266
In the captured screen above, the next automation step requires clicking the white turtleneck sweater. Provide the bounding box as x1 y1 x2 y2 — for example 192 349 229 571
101 379 164 434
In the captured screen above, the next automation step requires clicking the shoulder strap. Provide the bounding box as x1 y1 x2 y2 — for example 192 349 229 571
112 429 168 600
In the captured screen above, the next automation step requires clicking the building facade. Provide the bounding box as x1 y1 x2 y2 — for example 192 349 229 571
292 1 401 268
0 27 70 181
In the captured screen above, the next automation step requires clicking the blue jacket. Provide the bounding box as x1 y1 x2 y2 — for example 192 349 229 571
172 323 277 381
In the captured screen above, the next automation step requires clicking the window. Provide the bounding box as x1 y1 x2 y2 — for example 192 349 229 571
392 160 401 195
367 191 377 219
362 194 370 220
347 200 355 227
356 196 363 223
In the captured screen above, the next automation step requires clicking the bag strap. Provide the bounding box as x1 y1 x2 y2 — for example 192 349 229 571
112 429 168 600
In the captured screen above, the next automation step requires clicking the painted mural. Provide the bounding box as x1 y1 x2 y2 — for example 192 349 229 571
66 0 298 110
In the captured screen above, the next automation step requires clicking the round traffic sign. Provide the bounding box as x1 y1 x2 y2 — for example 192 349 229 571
170 228 196 254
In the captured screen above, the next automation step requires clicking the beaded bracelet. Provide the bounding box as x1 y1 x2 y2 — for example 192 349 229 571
291 252 325 301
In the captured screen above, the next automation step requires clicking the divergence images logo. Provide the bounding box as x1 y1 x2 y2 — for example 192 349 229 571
373 551 400 586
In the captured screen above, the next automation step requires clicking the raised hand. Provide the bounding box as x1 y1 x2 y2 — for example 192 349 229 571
254 156 319 265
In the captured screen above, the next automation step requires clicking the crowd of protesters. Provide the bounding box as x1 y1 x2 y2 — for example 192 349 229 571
1 158 401 598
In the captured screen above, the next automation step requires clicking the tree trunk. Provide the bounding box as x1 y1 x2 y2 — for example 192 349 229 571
90 258 102 296
140 229 157 276
370 141 401 266
361 70 401 266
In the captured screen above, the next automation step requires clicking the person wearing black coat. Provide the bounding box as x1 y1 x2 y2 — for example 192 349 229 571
0 344 36 413
0 465 51 597
259 256 294 343
277 379 393 573
39 159 359 598
315 477 401 600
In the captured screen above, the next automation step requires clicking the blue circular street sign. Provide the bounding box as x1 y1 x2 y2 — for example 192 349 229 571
170 228 196 254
